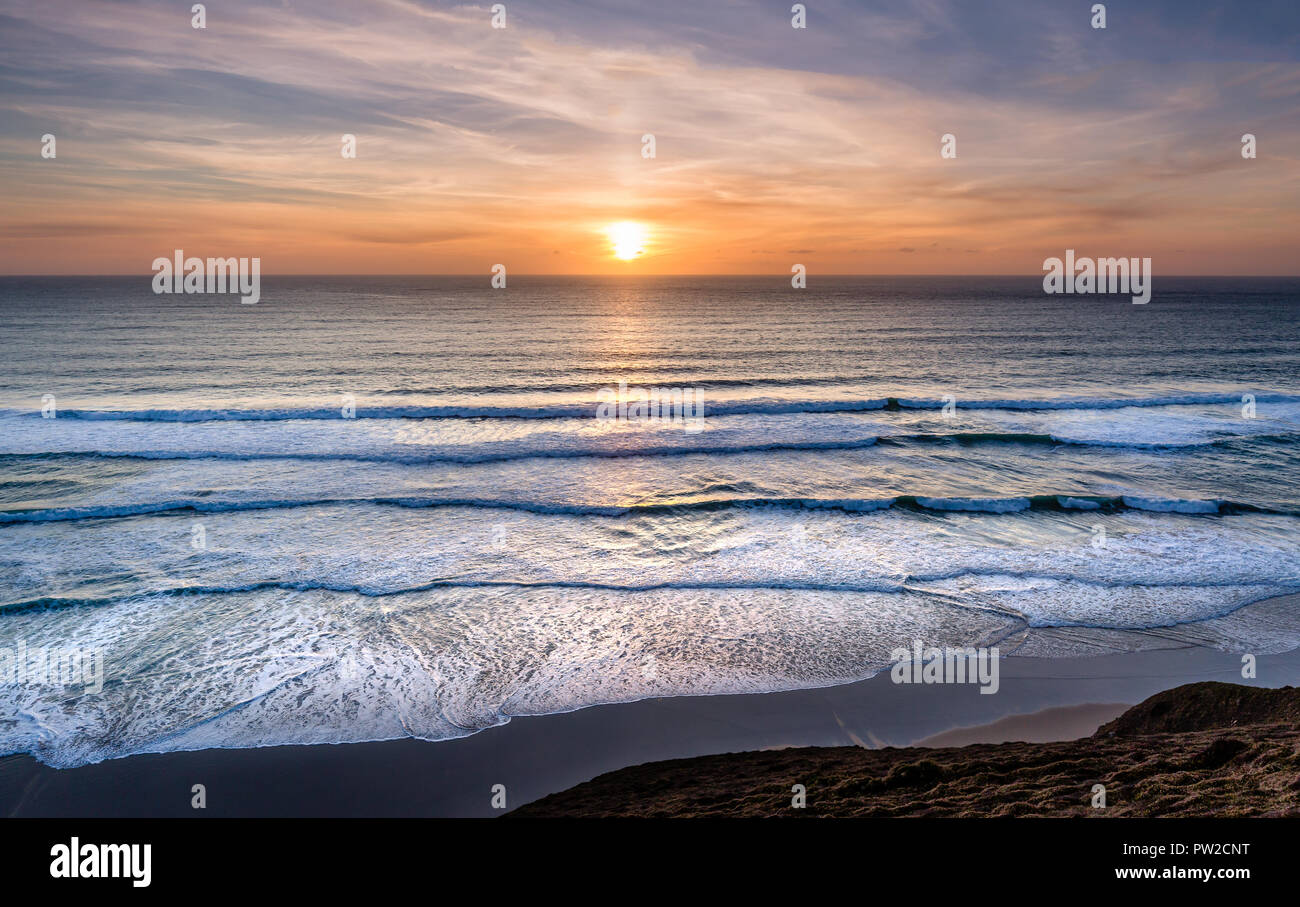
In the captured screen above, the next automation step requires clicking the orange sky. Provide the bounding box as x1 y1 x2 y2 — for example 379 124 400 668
2 1 1298 275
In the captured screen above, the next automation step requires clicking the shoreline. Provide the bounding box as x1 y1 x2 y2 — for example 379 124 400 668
4 608 1298 816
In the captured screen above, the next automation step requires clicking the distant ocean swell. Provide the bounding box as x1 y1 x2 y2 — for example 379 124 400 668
4 431 1297 466
6 390 1296 421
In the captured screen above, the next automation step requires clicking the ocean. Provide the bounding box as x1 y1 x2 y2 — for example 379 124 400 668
1 275 1298 767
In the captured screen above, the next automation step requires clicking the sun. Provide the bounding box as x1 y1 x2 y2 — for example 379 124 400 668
607 221 647 260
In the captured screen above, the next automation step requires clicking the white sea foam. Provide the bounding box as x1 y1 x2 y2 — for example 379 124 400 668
2 501 1297 769
0 585 1019 766
1 567 1293 767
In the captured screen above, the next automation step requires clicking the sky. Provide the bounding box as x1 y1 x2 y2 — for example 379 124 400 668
0 0 1298 275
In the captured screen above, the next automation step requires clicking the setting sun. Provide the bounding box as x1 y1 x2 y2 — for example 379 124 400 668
607 221 647 260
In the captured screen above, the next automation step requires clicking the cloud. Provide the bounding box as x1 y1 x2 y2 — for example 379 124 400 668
0 0 1297 273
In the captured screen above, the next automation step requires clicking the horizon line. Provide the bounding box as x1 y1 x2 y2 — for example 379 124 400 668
4 273 1300 279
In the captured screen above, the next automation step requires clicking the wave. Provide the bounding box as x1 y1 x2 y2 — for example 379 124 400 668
6 572 1296 616
5 390 1295 422
3 429 1293 468
0 438 885 465
373 373 879 396
2 492 1292 524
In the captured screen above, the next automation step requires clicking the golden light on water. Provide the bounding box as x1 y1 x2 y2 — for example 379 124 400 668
607 221 647 260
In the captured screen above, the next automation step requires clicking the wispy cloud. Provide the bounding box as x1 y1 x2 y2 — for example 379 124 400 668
0 0 1297 273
